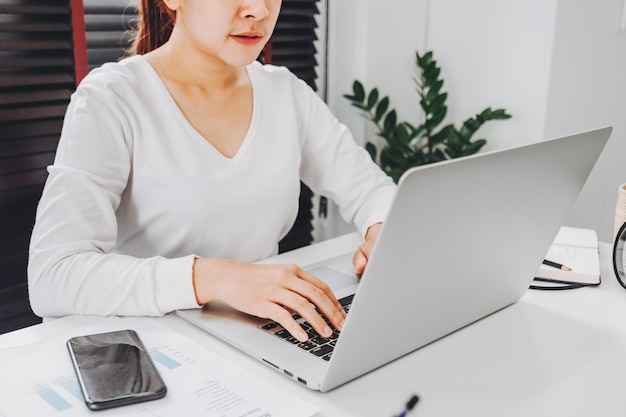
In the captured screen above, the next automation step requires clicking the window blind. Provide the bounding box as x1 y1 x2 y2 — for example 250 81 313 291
82 0 135 71
0 0 76 332
273 0 319 252
271 0 320 91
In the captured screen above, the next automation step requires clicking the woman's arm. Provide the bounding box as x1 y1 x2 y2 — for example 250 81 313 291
28 79 199 318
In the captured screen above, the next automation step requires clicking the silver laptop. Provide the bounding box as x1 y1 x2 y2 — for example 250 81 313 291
177 126 611 392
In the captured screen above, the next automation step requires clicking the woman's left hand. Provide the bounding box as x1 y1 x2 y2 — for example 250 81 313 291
352 222 382 275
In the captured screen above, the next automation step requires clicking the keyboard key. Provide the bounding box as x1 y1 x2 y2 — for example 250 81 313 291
310 344 333 357
285 336 300 344
274 329 291 339
311 336 329 345
298 341 316 351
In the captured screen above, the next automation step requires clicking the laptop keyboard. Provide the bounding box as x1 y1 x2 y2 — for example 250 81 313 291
259 294 353 362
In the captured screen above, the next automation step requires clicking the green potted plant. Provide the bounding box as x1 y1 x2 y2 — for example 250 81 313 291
343 50 512 183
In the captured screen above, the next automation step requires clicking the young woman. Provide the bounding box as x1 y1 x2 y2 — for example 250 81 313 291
28 0 396 342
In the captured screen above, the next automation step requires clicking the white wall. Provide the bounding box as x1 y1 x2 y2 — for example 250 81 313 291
543 0 626 240
427 0 558 150
320 0 626 243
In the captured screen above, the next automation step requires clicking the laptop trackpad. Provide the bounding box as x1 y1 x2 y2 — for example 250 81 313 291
307 266 359 298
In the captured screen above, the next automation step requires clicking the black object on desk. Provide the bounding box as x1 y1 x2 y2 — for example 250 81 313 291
394 394 419 417
612 222 626 290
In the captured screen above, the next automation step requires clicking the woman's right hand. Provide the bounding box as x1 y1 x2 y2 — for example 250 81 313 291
192 258 346 342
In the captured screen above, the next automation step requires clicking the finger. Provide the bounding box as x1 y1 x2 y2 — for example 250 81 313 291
353 248 367 275
278 291 334 339
276 271 345 336
265 302 309 342
295 269 347 327
296 269 345 316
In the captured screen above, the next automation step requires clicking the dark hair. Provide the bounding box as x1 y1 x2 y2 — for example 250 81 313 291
131 0 176 55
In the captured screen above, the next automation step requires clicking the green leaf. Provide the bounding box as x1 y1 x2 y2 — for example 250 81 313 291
429 125 453 145
367 88 379 110
426 79 444 97
429 92 448 109
461 117 481 140
484 108 512 120
417 51 433 68
364 142 378 162
424 97 445 119
374 96 390 123
415 51 425 67
407 151 426 168
423 65 441 84
426 106 447 130
383 110 398 135
408 125 427 147
380 147 405 172
350 102 368 111
463 139 487 156
394 124 412 147
433 148 446 161
441 126 463 149
352 80 365 102
384 143 407 163
425 85 445 103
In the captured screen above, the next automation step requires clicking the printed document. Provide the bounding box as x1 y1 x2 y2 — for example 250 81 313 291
0 317 318 417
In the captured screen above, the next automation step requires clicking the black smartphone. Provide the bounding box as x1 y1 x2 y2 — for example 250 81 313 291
66 329 167 411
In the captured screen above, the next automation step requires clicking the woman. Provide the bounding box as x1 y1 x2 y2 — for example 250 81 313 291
28 0 396 343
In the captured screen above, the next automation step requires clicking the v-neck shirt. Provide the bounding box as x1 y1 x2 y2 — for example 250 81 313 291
28 55 396 317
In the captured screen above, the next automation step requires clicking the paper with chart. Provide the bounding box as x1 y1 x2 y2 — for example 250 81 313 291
0 317 318 417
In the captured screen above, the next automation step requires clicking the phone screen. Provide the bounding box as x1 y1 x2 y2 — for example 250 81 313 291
67 329 167 410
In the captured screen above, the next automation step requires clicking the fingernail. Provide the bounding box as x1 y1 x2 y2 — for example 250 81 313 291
324 326 332 337
338 318 345 330
298 331 308 341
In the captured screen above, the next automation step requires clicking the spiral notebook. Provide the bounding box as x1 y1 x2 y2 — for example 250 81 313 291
535 226 601 285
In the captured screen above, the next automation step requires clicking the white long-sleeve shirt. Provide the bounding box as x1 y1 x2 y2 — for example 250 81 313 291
28 55 396 318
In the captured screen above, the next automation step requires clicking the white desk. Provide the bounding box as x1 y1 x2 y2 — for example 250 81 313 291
2 233 626 417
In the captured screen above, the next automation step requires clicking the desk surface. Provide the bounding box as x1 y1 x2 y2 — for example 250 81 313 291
2 233 626 417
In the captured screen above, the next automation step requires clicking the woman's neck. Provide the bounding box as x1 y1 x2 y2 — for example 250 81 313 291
145 41 245 93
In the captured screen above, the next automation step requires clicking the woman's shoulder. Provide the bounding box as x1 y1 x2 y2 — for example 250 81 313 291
247 61 307 89
247 61 318 109
76 55 155 98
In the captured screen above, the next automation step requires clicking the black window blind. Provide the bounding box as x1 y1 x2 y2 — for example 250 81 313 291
0 0 76 333
270 0 319 91
272 0 320 252
82 0 135 70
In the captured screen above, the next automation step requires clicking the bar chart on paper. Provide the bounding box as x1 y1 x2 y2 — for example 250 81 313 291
32 377 83 412
6 346 193 415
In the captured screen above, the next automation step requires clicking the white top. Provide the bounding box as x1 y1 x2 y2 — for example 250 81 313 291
28 55 396 318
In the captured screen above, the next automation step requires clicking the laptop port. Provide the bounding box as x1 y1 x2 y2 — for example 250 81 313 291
297 377 307 385
284 369 293 377
262 359 278 369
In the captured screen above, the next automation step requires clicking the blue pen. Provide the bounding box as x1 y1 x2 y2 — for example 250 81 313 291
394 394 419 417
